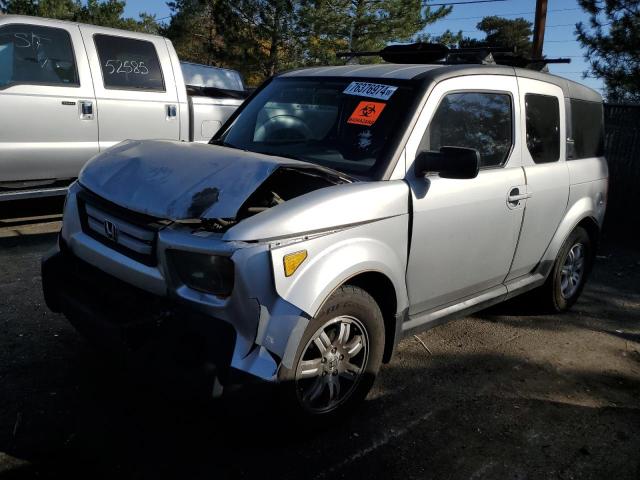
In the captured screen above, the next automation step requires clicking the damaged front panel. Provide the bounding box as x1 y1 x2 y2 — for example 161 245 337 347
79 140 349 228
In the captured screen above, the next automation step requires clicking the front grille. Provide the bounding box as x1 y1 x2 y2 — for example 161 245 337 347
77 188 162 266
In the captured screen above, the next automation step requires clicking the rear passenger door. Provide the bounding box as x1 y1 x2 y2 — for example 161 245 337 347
80 28 180 151
506 78 570 280
0 21 98 184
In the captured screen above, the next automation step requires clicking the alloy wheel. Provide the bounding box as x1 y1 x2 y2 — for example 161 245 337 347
560 243 586 299
295 315 369 414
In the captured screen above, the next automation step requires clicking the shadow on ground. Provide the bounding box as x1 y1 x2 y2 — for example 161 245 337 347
0 232 638 479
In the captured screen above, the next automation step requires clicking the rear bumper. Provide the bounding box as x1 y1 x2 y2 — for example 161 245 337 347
42 238 241 385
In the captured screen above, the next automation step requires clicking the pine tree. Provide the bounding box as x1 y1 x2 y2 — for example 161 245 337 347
164 0 300 83
299 0 452 64
576 0 640 102
3 0 39 16
460 16 532 53
1 0 157 33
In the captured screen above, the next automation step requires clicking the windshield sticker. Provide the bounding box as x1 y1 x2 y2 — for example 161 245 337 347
348 101 386 126
343 82 398 100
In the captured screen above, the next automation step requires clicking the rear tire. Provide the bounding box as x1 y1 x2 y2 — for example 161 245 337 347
537 226 593 313
278 285 384 419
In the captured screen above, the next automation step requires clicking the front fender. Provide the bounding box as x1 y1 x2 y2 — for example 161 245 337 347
270 214 410 318
269 214 409 369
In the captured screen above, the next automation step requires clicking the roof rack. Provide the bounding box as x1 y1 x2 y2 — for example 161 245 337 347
336 42 570 71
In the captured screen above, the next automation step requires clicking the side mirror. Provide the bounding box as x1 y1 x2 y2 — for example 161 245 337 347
414 146 480 179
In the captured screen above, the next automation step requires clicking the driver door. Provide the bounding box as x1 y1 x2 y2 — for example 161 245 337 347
404 75 526 316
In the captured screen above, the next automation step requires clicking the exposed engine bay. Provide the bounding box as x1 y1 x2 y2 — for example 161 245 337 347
196 166 351 232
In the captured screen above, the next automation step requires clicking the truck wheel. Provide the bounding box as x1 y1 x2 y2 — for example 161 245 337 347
279 285 384 418
540 226 593 313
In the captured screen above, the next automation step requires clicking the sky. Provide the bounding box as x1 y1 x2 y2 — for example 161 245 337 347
122 0 603 93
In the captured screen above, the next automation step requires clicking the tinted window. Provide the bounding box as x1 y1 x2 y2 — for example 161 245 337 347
94 34 164 91
0 24 79 88
571 99 604 159
219 78 420 179
419 92 513 168
526 94 560 163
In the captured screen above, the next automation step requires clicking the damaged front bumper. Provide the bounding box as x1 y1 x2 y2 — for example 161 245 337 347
42 240 256 388
43 184 312 391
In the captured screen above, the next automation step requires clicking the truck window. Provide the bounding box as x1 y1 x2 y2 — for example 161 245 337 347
419 92 513 168
0 24 79 89
525 93 560 163
570 99 604 159
180 62 244 91
94 34 165 92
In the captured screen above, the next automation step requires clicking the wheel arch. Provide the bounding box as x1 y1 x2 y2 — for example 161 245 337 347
575 216 601 252
342 271 400 363
539 195 602 275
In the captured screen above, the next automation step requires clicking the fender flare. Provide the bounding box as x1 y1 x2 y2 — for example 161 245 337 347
538 196 601 275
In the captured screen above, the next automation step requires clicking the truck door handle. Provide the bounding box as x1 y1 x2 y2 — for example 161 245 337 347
79 100 93 120
166 104 177 119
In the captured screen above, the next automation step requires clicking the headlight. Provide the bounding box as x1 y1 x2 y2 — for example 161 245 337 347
168 250 234 296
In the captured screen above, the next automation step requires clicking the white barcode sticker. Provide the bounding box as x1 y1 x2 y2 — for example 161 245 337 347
343 82 398 101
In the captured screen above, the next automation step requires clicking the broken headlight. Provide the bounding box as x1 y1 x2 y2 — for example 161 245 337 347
168 250 234 296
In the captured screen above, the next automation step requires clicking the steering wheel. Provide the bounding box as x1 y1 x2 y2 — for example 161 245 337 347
254 115 313 142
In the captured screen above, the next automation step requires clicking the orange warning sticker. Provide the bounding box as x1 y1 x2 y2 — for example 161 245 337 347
347 101 387 126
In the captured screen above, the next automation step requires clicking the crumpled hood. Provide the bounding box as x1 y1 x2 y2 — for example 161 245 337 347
79 140 316 220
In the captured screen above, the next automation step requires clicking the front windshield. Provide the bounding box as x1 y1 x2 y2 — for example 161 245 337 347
216 77 421 179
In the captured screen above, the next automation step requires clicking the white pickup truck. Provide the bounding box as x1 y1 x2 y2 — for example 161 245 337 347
0 15 246 201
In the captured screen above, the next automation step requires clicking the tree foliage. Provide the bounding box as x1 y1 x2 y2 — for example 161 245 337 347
576 0 640 102
165 0 302 83
1 0 158 33
1 0 458 85
299 0 452 64
165 0 454 81
460 16 532 53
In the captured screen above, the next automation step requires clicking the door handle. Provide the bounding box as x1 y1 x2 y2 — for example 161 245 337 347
507 187 531 208
508 192 532 202
79 100 93 120
166 104 177 119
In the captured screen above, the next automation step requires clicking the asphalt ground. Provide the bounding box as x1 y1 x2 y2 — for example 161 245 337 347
0 198 638 479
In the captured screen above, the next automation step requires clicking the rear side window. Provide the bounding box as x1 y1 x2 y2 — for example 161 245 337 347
570 99 604 159
0 24 79 88
420 92 513 168
525 93 560 163
94 34 165 92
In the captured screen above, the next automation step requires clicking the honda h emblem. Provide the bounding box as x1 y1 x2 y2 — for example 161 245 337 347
104 219 118 242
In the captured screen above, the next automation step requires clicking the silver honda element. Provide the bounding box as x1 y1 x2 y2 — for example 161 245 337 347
42 56 608 417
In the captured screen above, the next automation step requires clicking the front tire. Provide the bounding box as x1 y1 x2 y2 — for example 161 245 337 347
279 285 384 418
